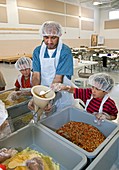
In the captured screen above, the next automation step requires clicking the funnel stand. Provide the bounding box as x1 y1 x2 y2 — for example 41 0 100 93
33 105 44 122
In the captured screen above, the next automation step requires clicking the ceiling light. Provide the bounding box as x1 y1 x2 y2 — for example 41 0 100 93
93 0 102 5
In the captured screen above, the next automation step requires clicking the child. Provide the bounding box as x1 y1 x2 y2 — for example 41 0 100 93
6 56 32 101
52 73 118 120
14 56 32 90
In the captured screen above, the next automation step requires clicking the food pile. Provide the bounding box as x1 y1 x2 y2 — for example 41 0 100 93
56 121 106 152
0 91 27 108
34 91 47 98
0 147 59 170
13 113 33 131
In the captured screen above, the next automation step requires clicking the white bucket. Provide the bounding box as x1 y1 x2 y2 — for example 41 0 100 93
31 85 55 109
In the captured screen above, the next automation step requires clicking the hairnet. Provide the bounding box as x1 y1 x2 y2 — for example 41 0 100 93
88 73 114 92
41 21 62 37
15 56 32 71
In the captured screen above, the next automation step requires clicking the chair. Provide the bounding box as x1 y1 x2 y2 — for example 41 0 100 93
78 69 93 78
93 55 103 71
111 56 119 71
77 69 93 87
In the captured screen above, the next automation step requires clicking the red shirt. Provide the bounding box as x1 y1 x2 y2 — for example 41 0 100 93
15 75 32 88
74 88 118 117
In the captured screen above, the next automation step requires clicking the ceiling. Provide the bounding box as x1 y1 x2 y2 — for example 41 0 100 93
81 0 119 10
57 0 119 10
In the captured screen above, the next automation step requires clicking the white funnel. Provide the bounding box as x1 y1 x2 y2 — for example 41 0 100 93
31 85 55 109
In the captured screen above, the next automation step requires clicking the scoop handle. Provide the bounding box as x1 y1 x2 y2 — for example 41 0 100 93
39 88 52 96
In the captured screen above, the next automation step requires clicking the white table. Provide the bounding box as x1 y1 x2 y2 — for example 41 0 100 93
93 53 118 67
74 60 98 73
73 60 98 87
98 53 118 59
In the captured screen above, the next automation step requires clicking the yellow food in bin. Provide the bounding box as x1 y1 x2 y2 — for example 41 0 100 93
0 90 28 108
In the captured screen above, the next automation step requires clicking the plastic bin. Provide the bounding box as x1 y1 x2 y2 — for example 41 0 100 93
0 123 87 170
40 106 119 160
86 132 119 170
7 99 31 119
8 112 33 131
0 89 31 118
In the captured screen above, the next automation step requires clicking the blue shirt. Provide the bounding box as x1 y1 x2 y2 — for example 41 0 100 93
32 43 73 79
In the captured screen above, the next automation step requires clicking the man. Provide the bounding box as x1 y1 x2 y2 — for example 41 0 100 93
0 71 6 91
0 100 11 139
32 21 74 111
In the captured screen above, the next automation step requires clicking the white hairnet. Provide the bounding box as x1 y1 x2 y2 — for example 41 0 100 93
15 57 32 71
41 21 62 37
88 73 114 92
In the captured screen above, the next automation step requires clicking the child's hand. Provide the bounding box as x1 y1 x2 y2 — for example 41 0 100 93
6 91 22 101
95 113 106 120
95 112 110 120
20 88 32 96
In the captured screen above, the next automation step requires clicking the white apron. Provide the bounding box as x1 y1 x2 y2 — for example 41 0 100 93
39 40 74 110
85 94 109 113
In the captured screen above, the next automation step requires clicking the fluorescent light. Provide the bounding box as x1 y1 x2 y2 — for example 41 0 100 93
93 0 102 5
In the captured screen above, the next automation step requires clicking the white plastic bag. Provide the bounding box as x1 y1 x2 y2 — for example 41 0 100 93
50 83 65 92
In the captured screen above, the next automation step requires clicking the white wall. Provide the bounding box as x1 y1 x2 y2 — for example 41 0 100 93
99 8 119 48
0 0 100 41
100 9 119 39
0 0 104 56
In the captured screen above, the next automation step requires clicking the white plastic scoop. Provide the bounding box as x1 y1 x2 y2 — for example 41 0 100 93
39 88 52 97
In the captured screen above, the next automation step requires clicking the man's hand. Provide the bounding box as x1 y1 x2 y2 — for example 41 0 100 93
51 83 65 92
28 98 53 115
28 99 35 111
51 83 73 93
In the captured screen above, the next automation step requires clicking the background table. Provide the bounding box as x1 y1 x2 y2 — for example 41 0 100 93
74 60 98 73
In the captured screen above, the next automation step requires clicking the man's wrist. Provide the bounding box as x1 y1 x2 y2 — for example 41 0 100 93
66 85 71 92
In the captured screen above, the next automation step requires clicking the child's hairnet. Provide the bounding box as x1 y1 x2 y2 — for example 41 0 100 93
41 21 62 37
88 73 114 92
15 57 32 71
